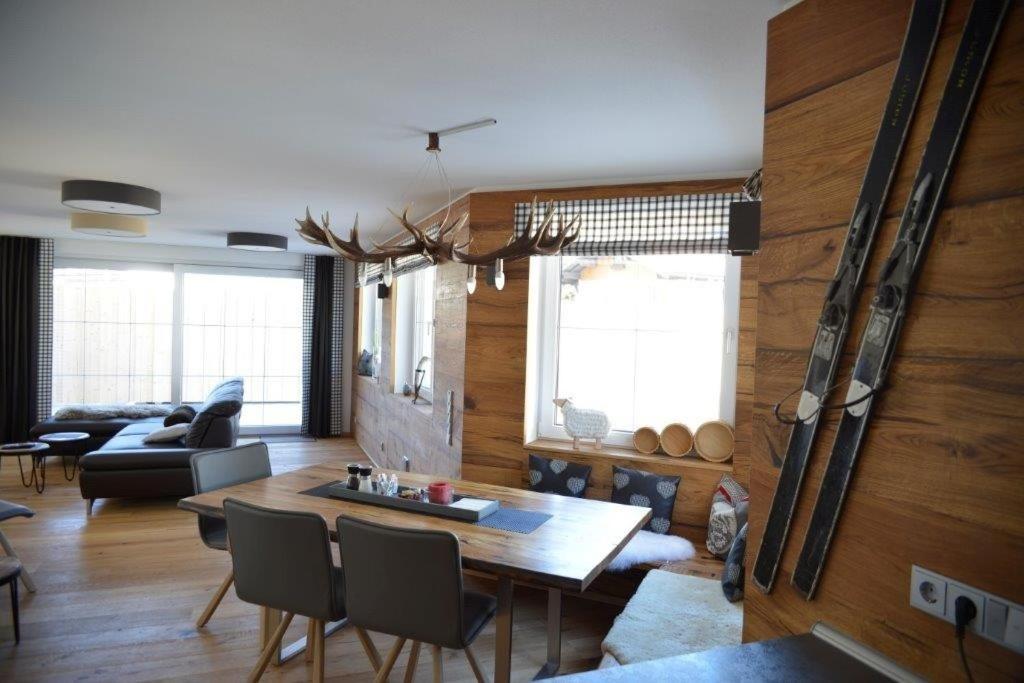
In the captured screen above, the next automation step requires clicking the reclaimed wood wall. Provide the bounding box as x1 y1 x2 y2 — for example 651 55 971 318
352 197 469 478
744 1 1024 680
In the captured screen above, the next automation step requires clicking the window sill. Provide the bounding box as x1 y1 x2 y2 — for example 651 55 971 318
524 437 732 472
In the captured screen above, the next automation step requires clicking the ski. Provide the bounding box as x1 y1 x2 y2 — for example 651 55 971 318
791 0 1011 600
750 0 946 594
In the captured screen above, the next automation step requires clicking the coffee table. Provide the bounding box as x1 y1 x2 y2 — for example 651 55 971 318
38 432 90 482
0 442 50 493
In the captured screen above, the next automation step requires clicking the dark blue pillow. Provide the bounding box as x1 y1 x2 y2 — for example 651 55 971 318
528 454 592 498
610 465 680 534
722 523 748 602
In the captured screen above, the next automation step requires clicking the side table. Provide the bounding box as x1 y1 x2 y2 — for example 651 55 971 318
0 442 50 493
38 432 90 482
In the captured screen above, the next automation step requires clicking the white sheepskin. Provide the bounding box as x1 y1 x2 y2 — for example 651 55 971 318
54 403 173 420
606 530 695 572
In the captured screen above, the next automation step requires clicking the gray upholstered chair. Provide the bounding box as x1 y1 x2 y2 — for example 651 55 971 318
337 515 497 683
224 499 380 682
0 500 35 593
189 442 272 629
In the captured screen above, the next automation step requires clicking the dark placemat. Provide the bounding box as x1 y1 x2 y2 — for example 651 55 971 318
298 481 552 534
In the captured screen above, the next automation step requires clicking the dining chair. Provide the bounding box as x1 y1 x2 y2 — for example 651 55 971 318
337 515 497 683
0 499 36 593
189 442 272 629
224 498 381 682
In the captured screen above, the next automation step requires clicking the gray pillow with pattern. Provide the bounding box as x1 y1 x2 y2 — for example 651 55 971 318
527 454 592 498
610 465 680 534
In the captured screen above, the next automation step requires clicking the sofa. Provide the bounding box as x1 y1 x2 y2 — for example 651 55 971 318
70 378 244 512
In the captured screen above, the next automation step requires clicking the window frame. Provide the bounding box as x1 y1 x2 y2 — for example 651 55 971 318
533 254 741 448
393 267 435 403
358 284 383 381
53 258 304 433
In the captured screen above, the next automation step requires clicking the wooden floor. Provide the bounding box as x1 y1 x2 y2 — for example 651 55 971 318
0 438 619 681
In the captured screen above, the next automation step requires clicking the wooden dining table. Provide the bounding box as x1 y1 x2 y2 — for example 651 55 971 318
178 464 650 682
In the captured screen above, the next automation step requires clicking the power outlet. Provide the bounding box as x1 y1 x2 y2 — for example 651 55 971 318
947 582 985 635
910 566 947 619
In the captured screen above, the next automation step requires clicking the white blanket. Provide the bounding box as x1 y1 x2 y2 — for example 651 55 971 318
602 569 742 665
606 530 695 572
54 403 173 420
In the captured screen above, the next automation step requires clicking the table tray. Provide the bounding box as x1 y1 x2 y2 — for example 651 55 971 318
326 482 499 522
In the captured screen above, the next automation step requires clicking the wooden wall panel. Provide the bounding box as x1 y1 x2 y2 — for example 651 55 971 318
352 197 469 478
746 2 1024 680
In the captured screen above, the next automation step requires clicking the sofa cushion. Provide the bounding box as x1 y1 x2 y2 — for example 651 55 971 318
527 454 592 497
81 447 203 471
185 378 244 448
611 465 680 535
164 404 197 427
31 416 162 439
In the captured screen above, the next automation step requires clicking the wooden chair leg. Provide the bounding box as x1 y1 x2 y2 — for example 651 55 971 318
248 611 293 683
196 569 234 628
357 626 383 671
10 579 19 644
313 619 326 683
432 644 443 683
306 618 317 663
374 637 407 683
463 645 487 683
403 641 421 683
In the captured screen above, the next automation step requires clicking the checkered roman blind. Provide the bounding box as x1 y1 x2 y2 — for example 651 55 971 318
514 193 743 256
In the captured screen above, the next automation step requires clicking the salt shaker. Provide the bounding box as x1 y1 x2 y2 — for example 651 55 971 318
358 466 373 492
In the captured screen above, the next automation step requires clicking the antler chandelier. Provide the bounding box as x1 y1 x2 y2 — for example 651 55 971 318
294 120 581 292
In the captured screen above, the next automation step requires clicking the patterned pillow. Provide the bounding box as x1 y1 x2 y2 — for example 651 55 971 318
722 522 748 602
527 454 592 498
706 474 750 557
610 465 680 534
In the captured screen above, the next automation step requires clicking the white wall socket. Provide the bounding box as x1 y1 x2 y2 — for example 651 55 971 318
910 564 1024 654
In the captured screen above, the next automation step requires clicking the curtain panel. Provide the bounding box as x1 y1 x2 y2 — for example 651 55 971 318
0 236 49 442
514 192 743 256
301 255 346 437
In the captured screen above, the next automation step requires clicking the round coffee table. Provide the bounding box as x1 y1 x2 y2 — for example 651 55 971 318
0 442 50 493
38 432 90 482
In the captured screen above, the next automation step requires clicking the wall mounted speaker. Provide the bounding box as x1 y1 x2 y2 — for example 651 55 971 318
728 201 761 256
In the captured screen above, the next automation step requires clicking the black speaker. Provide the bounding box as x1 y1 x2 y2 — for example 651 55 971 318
377 283 390 299
728 201 761 255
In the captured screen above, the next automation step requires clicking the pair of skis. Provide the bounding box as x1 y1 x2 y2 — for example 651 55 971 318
752 0 1010 599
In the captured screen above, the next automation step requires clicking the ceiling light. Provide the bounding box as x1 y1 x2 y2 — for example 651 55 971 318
61 179 161 215
227 232 288 252
70 212 147 238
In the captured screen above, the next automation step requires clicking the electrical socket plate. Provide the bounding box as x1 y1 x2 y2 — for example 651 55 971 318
910 564 1024 655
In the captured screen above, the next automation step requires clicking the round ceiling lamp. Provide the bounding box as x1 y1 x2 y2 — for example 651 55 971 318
70 212 148 238
61 179 161 215
227 232 288 252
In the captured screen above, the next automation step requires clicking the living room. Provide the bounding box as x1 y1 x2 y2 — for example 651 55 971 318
0 1 1022 682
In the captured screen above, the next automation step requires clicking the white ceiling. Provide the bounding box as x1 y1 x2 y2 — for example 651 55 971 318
0 0 783 252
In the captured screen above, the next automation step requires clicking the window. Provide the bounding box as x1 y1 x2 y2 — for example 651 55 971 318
394 266 435 401
53 267 174 406
52 261 303 429
535 254 740 447
358 284 383 378
181 269 303 427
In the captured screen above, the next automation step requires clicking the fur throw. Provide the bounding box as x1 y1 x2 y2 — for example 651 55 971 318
54 403 173 420
606 530 695 572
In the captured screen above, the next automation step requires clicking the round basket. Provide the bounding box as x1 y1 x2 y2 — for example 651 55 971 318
632 426 661 454
694 421 735 462
659 423 693 458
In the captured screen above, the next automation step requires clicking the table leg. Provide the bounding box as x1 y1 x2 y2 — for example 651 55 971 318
495 576 514 683
532 588 562 679
0 530 36 592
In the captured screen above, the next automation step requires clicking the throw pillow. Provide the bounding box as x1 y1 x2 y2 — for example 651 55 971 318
164 404 197 427
142 423 190 444
722 522 748 602
706 474 750 557
610 465 680 534
527 454 592 498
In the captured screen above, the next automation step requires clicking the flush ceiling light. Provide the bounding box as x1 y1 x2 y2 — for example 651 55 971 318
70 212 148 238
227 232 288 251
61 180 161 215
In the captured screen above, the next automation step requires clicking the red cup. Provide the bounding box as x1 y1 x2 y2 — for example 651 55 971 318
427 481 454 505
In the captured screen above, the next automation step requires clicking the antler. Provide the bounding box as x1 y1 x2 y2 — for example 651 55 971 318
295 208 420 263
384 207 471 264
452 199 581 265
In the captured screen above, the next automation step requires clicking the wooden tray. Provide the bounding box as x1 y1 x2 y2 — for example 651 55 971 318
326 482 499 522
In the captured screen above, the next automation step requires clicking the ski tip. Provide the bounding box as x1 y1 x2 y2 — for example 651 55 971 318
751 575 774 595
790 573 818 601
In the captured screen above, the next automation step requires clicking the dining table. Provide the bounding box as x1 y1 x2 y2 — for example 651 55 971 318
177 464 650 682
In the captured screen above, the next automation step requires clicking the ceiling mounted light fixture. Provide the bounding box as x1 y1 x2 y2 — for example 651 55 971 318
70 212 147 238
61 179 161 215
227 232 288 252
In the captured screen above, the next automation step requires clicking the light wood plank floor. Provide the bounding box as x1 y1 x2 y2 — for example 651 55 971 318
0 438 618 681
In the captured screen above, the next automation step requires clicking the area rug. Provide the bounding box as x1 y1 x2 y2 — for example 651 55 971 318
601 569 742 665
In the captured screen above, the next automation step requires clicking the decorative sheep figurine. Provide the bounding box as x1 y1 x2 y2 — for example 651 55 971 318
553 398 611 450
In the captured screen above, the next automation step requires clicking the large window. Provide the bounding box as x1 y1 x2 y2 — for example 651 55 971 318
535 254 740 447
358 284 383 379
53 267 174 406
52 261 303 429
393 266 435 401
